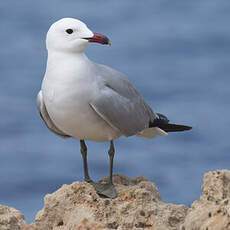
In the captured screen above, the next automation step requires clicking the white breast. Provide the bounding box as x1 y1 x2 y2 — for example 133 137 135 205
41 52 121 141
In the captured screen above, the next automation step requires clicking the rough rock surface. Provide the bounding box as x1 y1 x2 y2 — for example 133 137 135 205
32 175 188 230
182 170 230 230
0 205 26 230
1 170 230 229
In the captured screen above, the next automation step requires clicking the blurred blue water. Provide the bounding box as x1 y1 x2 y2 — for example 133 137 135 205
0 0 230 222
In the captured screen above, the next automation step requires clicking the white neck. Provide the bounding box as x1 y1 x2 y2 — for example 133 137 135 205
43 50 95 91
47 50 89 64
45 50 92 75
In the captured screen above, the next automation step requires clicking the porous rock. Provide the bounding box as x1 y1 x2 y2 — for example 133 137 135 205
31 175 188 230
2 171 230 229
0 205 26 230
182 170 230 230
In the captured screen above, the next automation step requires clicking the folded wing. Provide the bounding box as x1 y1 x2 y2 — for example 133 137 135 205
90 84 155 136
37 91 70 138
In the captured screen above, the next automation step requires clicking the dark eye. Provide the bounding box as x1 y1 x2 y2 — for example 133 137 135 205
66 29 73 34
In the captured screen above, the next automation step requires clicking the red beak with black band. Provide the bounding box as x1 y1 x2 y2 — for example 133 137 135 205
84 33 111 45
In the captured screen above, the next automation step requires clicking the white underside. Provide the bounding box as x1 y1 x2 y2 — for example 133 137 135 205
42 86 121 141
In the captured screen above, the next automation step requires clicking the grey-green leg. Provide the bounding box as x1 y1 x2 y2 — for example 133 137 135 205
108 140 115 184
80 140 93 183
94 140 117 198
80 140 117 198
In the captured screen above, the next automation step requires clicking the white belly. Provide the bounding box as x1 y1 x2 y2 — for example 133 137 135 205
42 77 121 141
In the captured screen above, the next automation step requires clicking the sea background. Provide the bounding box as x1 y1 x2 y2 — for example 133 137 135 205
0 0 230 222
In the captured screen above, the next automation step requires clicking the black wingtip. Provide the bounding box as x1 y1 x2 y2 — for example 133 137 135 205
150 113 192 133
159 123 192 132
184 125 192 130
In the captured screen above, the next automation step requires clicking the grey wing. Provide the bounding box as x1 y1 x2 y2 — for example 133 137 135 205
37 91 70 138
90 83 157 137
97 64 157 119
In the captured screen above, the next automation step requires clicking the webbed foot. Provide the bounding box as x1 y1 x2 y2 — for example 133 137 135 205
93 182 117 198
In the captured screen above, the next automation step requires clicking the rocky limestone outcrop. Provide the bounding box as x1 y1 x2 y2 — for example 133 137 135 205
32 175 188 230
1 170 230 230
0 205 26 230
182 170 230 230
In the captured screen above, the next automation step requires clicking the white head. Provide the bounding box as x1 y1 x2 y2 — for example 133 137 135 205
46 18 111 53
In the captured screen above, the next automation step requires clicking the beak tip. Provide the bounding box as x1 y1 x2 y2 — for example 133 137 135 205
86 32 111 46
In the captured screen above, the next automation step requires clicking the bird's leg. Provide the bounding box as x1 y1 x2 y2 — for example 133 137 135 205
108 140 115 185
94 140 117 198
80 140 93 183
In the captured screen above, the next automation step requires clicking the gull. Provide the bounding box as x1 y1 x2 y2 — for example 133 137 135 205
37 18 192 198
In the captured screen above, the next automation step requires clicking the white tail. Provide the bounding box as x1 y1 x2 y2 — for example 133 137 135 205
137 127 168 139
